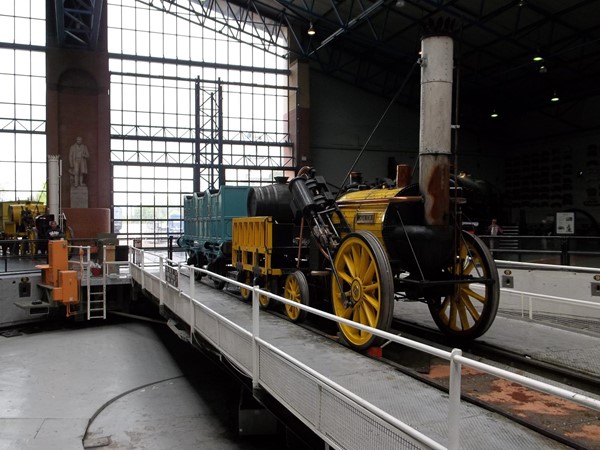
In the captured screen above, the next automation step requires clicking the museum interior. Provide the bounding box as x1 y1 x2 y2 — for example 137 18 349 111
2 3 600 450
0 0 598 256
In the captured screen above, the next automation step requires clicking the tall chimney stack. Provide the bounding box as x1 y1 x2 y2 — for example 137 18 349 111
418 18 454 226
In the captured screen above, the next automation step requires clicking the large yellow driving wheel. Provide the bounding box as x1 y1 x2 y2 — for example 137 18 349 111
331 231 394 350
283 271 309 323
428 231 499 339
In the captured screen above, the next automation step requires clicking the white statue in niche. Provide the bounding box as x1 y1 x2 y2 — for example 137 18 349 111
69 136 89 187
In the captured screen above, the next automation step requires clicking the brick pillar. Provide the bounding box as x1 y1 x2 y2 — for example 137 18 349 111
45 0 110 210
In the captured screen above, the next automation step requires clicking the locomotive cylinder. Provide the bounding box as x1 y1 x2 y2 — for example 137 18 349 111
419 30 453 226
289 176 318 218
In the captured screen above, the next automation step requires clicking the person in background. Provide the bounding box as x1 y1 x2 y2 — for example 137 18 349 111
46 221 63 240
487 218 503 236
487 218 502 250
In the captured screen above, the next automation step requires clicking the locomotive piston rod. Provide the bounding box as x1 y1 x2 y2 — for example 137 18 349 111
289 173 353 305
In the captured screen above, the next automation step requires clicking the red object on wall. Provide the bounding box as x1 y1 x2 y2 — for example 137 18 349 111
63 208 110 239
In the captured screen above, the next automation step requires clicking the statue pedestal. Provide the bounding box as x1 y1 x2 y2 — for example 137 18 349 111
70 185 88 208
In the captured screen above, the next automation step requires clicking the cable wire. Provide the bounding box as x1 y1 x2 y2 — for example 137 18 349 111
335 60 420 199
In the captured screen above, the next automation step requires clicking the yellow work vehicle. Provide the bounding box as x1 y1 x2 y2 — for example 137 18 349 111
0 201 45 255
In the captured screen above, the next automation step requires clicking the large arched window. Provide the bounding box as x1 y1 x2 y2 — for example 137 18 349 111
108 0 295 244
0 1 46 204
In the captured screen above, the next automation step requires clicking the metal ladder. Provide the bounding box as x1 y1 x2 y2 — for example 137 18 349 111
85 247 107 320
72 245 108 320
87 281 106 319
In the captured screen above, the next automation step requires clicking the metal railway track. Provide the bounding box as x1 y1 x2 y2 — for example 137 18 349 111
262 299 600 449
377 318 600 450
194 280 600 448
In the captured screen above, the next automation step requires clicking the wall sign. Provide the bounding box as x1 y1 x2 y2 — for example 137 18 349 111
555 212 575 235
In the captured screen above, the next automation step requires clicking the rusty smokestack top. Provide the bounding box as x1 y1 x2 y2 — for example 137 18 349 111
418 18 455 226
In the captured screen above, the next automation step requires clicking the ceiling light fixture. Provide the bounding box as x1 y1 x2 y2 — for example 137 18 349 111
532 55 544 62
539 65 547 73
490 109 499 118
551 91 559 102
307 22 316 36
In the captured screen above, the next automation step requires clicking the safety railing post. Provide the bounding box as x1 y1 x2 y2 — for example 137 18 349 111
520 292 524 318
252 285 260 390
159 256 164 306
86 246 92 320
189 265 195 343
140 249 145 290
448 348 462 450
177 262 182 298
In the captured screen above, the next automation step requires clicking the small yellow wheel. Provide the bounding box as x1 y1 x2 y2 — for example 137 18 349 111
331 231 394 350
238 271 252 302
428 231 499 339
256 277 278 310
284 271 309 323
259 279 271 310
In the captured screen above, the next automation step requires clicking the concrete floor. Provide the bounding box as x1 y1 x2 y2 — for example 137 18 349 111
0 319 291 450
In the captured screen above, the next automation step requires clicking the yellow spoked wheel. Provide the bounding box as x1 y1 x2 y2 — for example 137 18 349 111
238 271 252 302
253 276 275 310
259 279 271 310
331 231 394 350
428 231 499 339
284 271 309 323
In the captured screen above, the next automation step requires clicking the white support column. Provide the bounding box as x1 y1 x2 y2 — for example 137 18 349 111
448 348 462 450
189 265 195 343
252 285 260 390
159 256 164 306
48 155 61 221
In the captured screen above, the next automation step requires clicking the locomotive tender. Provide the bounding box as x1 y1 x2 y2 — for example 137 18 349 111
179 24 499 350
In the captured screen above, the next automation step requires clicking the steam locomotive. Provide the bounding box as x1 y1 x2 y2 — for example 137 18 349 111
179 27 499 350
179 166 499 350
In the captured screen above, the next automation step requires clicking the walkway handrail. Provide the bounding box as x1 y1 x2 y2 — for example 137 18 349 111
496 259 600 273
500 286 600 309
130 247 600 450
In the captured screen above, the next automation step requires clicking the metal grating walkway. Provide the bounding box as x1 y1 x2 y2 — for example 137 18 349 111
130 262 571 450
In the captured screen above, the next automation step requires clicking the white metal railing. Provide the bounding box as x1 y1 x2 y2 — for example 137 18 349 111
67 244 130 319
496 259 600 273
130 247 600 450
474 260 600 325
100 243 131 280
500 287 600 320
469 282 600 324
68 245 93 317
